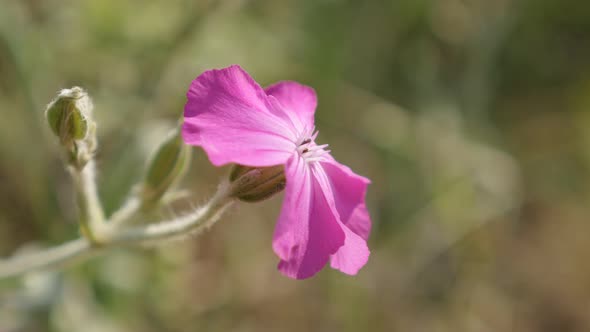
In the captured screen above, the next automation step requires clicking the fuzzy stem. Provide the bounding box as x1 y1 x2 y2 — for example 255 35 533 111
0 183 233 279
71 160 107 243
111 182 233 245
107 196 141 229
0 239 95 279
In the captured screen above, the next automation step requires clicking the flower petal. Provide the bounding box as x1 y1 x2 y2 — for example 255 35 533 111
314 159 371 275
329 226 370 275
182 65 296 167
273 155 345 279
265 81 317 132
320 160 372 240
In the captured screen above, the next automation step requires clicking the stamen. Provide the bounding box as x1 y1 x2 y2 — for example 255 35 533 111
304 144 329 152
296 145 309 153
304 157 325 163
310 131 319 141
300 138 311 146
294 127 330 164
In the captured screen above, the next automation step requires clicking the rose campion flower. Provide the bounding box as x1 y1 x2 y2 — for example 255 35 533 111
182 65 371 279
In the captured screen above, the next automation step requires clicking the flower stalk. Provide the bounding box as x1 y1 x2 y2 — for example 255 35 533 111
0 183 234 279
70 159 107 244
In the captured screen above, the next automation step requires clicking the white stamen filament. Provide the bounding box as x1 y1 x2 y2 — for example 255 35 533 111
295 127 330 163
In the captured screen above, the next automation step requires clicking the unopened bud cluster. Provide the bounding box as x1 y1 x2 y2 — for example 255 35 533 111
45 87 96 169
229 164 286 202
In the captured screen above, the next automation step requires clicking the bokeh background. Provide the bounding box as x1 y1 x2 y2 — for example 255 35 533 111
1 0 590 331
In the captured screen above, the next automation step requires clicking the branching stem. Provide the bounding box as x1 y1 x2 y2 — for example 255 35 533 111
0 183 233 279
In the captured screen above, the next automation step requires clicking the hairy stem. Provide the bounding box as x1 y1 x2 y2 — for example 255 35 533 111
111 183 233 245
0 239 95 279
107 196 141 229
0 184 233 279
71 160 107 243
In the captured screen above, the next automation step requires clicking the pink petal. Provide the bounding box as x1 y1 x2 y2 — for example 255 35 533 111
318 160 371 275
265 81 317 132
329 226 370 275
182 65 297 167
273 155 345 279
320 160 372 240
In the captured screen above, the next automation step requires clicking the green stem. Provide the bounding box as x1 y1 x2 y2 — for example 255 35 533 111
71 160 107 244
111 183 233 245
0 184 233 279
0 239 95 279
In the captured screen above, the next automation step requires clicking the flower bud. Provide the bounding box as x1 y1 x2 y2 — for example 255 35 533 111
140 128 192 208
45 87 97 168
45 87 92 146
229 164 286 202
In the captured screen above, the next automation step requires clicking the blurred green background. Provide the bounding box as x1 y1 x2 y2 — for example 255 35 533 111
1 0 590 331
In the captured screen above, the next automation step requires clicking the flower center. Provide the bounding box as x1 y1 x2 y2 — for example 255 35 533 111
295 126 330 163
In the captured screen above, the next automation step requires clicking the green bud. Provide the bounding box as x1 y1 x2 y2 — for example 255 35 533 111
45 87 97 169
45 87 92 146
229 164 286 202
140 128 192 208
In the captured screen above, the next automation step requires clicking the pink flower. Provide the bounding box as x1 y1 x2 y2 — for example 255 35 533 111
182 65 371 279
